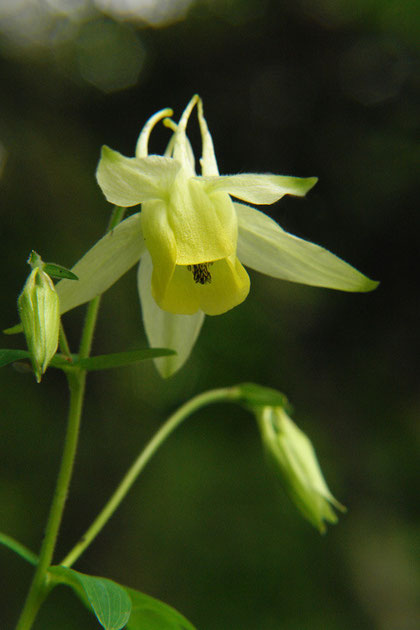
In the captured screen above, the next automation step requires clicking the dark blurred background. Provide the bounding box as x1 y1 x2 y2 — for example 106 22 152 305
1 1 419 629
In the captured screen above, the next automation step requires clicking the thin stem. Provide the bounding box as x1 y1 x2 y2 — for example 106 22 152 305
76 206 126 360
15 370 86 630
108 205 126 231
78 297 100 359
0 532 38 566
77 207 125 360
61 387 241 568
59 324 72 360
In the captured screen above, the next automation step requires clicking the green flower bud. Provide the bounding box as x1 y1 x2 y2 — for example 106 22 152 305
18 266 60 382
256 406 345 533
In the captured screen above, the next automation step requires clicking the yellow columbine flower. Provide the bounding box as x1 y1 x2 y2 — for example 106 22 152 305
56 96 377 377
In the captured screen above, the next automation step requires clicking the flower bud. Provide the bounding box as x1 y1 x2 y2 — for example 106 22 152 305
18 266 60 382
256 406 345 533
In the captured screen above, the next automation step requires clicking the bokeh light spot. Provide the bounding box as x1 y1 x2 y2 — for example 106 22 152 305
76 18 146 92
94 0 195 25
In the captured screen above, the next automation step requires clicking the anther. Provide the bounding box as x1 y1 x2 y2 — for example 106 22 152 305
187 263 213 285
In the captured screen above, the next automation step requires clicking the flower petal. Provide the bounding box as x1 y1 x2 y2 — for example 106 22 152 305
96 146 180 207
236 203 378 292
173 180 238 264
141 199 177 304
141 178 237 268
57 213 145 314
138 251 205 377
199 173 318 204
156 256 250 316
196 256 250 315
153 264 199 315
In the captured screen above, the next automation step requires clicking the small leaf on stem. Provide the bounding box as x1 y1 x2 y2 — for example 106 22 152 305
50 567 131 630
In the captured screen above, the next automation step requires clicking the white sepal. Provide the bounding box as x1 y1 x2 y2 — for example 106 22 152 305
200 173 318 204
236 203 378 292
57 213 145 314
137 251 205 377
96 147 180 207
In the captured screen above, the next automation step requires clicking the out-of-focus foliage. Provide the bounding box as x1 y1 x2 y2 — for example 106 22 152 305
1 1 419 629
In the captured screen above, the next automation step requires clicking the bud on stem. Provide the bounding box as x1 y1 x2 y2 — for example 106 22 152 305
18 263 60 383
256 406 345 533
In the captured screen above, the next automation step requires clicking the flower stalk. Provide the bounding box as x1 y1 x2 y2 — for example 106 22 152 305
61 386 242 568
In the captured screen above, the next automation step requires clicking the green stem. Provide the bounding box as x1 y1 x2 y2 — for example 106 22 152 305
79 206 126 359
15 370 86 630
108 205 126 230
58 324 72 360
15 206 125 630
61 386 241 568
78 297 100 359
76 206 126 361
0 532 38 566
76 207 125 360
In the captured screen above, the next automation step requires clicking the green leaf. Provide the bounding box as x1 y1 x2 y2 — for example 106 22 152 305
73 348 176 371
0 349 30 367
125 587 196 630
43 263 79 281
237 382 289 410
0 349 174 373
49 354 76 368
3 323 23 335
50 567 131 630
0 532 38 565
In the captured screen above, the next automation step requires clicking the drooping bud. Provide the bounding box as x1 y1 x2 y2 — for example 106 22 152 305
256 405 345 533
18 253 60 382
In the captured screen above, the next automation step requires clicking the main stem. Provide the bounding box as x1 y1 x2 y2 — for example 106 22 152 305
15 369 86 630
61 387 241 568
15 207 124 630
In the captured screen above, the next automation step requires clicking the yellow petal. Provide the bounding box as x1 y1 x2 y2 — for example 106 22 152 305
141 175 238 270
141 200 177 303
153 255 250 316
197 256 250 315
167 177 237 264
152 264 199 315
